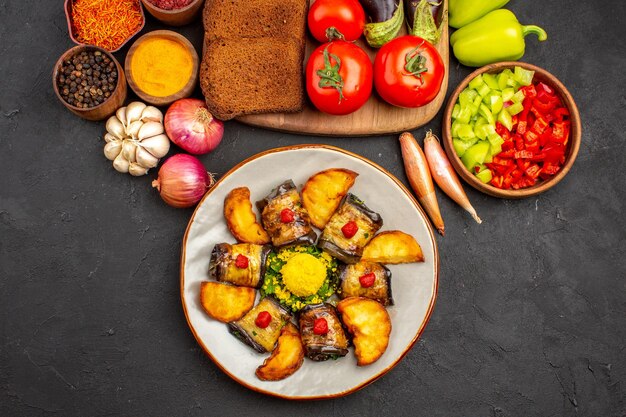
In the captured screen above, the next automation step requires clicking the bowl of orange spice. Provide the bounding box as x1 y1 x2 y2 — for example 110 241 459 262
64 0 145 53
125 30 199 107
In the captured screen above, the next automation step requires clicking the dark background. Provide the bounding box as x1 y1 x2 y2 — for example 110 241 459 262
1 0 625 416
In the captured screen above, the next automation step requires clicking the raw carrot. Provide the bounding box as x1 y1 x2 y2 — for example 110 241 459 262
399 132 445 236
423 131 482 224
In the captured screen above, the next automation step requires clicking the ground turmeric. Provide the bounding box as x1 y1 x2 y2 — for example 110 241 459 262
130 37 193 97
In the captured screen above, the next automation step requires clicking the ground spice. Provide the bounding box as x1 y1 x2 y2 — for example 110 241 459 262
130 37 193 97
71 0 143 51
147 0 194 10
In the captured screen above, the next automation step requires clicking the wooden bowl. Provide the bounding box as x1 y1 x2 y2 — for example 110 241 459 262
125 30 199 107
442 61 581 199
52 45 128 121
64 0 145 53
141 0 205 26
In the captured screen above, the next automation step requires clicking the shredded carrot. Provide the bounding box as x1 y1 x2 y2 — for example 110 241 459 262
72 0 143 51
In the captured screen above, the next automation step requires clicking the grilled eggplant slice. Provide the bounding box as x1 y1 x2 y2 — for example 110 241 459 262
299 303 349 361
200 281 256 323
318 194 383 263
224 187 270 244
228 297 291 353
361 230 424 264
256 180 317 248
209 243 271 288
339 261 393 306
255 323 305 381
337 297 391 366
301 168 358 229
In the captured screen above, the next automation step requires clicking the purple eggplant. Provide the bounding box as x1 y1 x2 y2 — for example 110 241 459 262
406 0 446 44
359 0 405 48
256 180 316 248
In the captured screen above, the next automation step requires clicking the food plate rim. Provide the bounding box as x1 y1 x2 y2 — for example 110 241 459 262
180 144 440 400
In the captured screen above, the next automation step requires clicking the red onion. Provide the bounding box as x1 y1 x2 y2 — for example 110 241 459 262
152 154 215 208
164 98 224 155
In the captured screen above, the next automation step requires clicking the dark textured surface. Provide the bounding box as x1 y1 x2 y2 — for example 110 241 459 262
1 0 625 416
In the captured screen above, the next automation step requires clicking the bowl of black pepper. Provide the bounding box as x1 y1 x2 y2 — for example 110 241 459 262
53 45 127 121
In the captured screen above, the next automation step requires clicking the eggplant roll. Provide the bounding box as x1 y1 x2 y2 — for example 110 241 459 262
299 303 349 361
209 243 271 288
339 261 393 306
318 194 383 263
256 180 317 248
228 297 292 353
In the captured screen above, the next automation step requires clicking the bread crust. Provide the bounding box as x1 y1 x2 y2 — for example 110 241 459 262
200 0 308 120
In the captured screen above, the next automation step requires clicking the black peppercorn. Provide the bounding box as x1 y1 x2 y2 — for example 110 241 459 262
56 49 118 109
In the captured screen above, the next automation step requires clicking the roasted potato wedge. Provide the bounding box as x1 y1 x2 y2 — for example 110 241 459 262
361 230 424 264
224 187 270 244
200 281 256 323
302 168 358 229
255 323 305 381
337 297 391 366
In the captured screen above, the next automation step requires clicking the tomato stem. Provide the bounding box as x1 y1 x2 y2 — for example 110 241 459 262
404 43 428 80
316 46 345 102
325 27 345 41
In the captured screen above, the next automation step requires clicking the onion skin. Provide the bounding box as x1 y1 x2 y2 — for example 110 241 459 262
164 98 224 155
399 132 445 236
152 154 215 208
423 131 482 224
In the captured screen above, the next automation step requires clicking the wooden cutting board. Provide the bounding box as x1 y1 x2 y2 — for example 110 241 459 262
237 0 449 136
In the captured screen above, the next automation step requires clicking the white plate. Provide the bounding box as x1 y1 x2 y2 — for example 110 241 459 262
181 145 439 399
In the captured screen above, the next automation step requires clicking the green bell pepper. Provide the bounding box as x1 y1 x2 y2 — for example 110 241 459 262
448 0 509 29
450 9 548 67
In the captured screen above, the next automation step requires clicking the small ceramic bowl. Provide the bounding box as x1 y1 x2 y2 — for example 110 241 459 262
52 45 128 121
64 0 145 53
124 30 199 107
442 61 581 199
141 0 205 26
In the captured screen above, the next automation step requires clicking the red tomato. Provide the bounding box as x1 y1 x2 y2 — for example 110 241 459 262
341 220 358 238
280 208 295 223
234 254 248 269
359 273 376 288
306 41 373 115
255 311 272 328
308 0 366 42
374 36 445 108
313 318 329 335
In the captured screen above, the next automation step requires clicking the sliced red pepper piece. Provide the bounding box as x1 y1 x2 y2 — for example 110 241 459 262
551 121 569 144
498 149 516 159
503 175 513 189
514 150 534 159
524 130 540 143
521 85 537 99
552 107 570 121
502 140 515 151
531 116 549 135
515 135 525 151
533 98 557 114
525 164 541 179
536 82 554 95
490 175 504 188
517 120 528 135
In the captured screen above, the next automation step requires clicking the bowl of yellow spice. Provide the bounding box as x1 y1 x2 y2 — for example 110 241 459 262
125 30 199 106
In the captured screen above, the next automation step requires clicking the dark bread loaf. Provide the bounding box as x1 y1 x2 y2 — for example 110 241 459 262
203 0 308 43
200 0 308 120
200 37 305 121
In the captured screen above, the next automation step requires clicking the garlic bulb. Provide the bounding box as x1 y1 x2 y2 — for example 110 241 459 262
103 102 170 176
